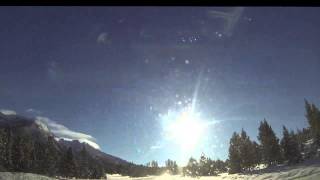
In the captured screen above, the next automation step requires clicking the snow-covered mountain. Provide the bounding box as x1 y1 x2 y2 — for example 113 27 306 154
58 138 128 165
0 111 128 168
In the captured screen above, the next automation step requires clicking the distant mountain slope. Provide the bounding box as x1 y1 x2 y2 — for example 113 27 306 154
58 138 128 165
0 112 127 165
0 112 130 178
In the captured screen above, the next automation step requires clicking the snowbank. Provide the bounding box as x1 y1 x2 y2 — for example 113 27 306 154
0 172 54 180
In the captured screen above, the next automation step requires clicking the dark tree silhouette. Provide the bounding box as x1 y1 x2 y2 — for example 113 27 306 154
305 100 320 148
60 147 77 178
228 132 241 174
258 119 282 166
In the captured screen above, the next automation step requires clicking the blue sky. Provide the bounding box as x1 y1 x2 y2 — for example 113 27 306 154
0 7 320 166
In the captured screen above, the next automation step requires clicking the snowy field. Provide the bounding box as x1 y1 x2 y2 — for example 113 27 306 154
107 166 320 180
1 162 320 180
108 164 320 180
0 172 53 180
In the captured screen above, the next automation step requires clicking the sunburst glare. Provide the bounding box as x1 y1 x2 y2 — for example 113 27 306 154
160 105 209 151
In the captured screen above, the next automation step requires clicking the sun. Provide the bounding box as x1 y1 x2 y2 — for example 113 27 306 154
163 107 207 150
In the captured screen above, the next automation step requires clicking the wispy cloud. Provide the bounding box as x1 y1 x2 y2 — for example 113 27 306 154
0 109 17 115
26 108 42 115
150 144 162 150
207 7 245 37
97 32 111 45
47 61 63 81
35 116 101 150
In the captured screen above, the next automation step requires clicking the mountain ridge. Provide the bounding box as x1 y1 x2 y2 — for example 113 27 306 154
0 112 128 165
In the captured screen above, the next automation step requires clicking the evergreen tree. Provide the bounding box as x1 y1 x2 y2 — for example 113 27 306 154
281 127 302 164
42 136 60 176
4 128 12 170
151 160 158 168
228 129 261 173
228 132 241 174
0 129 9 171
289 130 302 163
184 157 199 177
239 129 252 171
172 161 178 175
305 100 320 147
60 147 77 178
90 163 105 179
165 159 178 175
32 140 46 175
296 127 312 159
148 160 160 175
214 159 227 173
11 135 33 171
199 153 210 176
281 126 291 163
250 141 262 167
257 119 282 166
78 145 90 178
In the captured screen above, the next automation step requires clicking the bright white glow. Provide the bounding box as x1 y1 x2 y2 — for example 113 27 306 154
163 107 207 150
155 172 172 180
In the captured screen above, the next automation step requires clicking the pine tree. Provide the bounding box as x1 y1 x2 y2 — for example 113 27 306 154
32 140 46 174
165 159 178 175
289 130 302 163
214 159 227 173
78 145 90 178
11 135 33 171
91 163 105 179
250 141 261 167
296 127 312 159
239 129 252 171
228 132 241 174
280 126 301 164
42 136 60 176
60 147 77 178
281 126 291 162
199 153 210 176
172 161 178 175
184 157 199 177
257 119 282 166
148 160 159 175
21 135 34 172
151 160 158 168
305 100 320 147
0 129 9 171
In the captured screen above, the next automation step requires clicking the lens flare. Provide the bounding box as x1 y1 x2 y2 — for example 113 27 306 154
162 106 207 150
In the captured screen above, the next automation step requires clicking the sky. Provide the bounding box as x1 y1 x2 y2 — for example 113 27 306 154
0 7 320 166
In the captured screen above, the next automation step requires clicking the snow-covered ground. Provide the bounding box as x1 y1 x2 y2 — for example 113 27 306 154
1 161 320 180
108 163 320 180
107 166 320 180
0 172 54 180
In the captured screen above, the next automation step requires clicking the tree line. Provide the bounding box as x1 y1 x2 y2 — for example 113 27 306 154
180 100 320 177
228 100 320 174
0 131 105 179
182 154 228 177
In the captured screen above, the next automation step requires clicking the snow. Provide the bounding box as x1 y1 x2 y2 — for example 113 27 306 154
1 161 320 180
35 119 50 132
0 172 54 180
108 163 320 180
0 109 16 115
305 139 314 145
